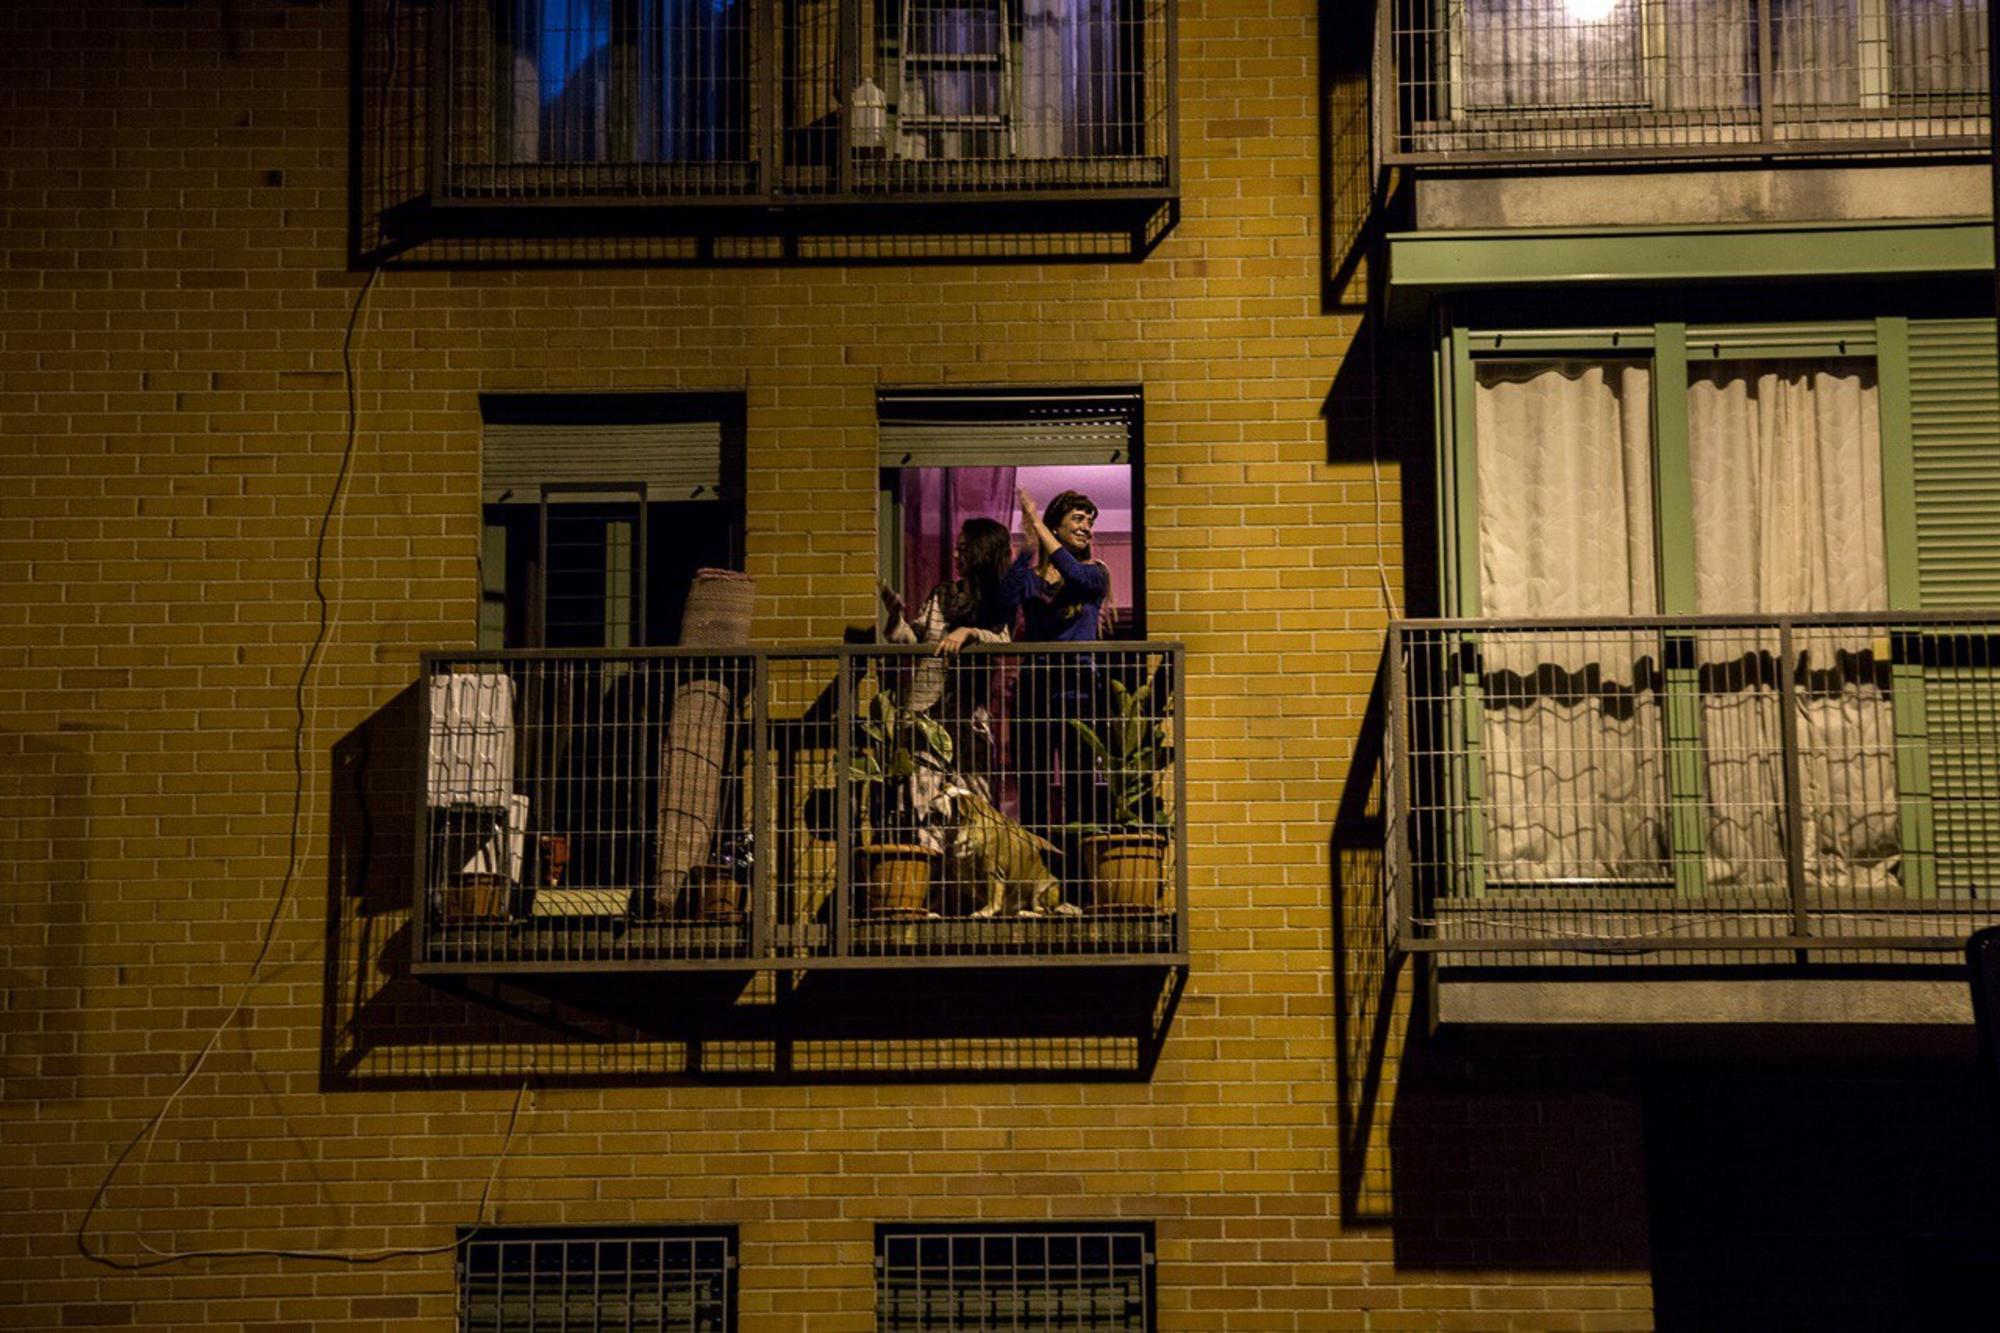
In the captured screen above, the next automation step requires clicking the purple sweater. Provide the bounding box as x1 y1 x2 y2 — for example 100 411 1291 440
1008 547 1109 644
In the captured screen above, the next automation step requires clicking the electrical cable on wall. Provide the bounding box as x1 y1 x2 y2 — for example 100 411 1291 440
80 249 531 1269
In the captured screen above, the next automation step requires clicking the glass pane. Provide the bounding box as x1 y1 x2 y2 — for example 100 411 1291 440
1686 357 1883 615
1890 0 1989 96
1462 0 1648 110
1473 359 1657 618
1470 360 1668 889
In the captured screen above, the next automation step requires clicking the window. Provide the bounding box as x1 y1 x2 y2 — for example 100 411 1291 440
875 1223 1155 1331
459 1226 736 1331
1439 321 1909 897
492 0 751 165
1445 0 1988 118
877 388 1144 639
480 393 744 649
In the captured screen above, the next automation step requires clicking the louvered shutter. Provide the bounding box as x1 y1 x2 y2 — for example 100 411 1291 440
1909 319 2000 897
481 420 724 502
877 390 1139 466
1912 318 2000 608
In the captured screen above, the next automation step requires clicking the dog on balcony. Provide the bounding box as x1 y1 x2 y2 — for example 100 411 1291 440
946 784 1080 918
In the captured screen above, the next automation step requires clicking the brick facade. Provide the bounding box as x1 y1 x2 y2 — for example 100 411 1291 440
4 1 1993 1330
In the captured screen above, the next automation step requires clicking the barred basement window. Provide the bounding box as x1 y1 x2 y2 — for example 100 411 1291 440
875 1223 1155 1331
458 1226 736 1332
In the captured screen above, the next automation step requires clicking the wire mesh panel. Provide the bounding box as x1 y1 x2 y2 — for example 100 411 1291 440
421 652 758 968
875 1224 1155 1331
774 0 1175 195
459 1227 735 1332
413 644 1184 973
1383 0 1990 164
1393 616 2000 956
843 643 1182 962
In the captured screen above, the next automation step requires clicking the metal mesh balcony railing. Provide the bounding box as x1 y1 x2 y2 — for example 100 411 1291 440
370 0 1173 216
1388 615 2000 957
1381 0 1990 165
415 642 1185 973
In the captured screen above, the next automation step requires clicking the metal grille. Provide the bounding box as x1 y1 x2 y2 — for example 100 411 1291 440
459 1227 735 1332
1389 615 2000 957
875 1225 1155 1332
417 0 1170 202
1382 0 1990 164
415 643 1186 972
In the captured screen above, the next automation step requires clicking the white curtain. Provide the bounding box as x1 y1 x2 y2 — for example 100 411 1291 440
1660 0 1758 109
1474 362 1669 885
1020 0 1126 157
1462 0 1648 108
1687 359 1899 893
1773 0 1862 106
1891 0 1989 95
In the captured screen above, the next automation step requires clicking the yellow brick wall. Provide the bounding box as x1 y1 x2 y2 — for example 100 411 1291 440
0 1 1663 1329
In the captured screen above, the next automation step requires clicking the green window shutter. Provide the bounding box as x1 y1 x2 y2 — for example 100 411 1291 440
1911 318 2000 608
1909 318 2000 897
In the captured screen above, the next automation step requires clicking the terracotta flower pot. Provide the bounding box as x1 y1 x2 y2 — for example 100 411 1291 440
861 843 934 918
439 872 510 922
1084 831 1167 913
690 863 744 921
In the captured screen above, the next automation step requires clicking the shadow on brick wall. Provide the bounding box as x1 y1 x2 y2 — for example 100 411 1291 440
0 728 94 1105
321 685 1180 1089
1330 654 1406 1227
1387 1046 1654 1272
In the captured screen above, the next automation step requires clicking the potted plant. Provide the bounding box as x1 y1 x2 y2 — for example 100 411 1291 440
851 688 953 918
1068 664 1174 913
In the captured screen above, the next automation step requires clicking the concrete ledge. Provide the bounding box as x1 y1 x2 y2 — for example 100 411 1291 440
1436 972 1973 1027
1414 164 1991 232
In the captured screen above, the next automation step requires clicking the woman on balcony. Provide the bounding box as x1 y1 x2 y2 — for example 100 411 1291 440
1012 485 1112 876
879 518 1069 916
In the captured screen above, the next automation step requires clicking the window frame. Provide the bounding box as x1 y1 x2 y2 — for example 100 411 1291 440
875 386 1148 641
1434 314 1927 899
1437 317 1919 621
478 391 747 651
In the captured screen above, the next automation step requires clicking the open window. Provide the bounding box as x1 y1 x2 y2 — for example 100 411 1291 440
876 387 1144 639
479 392 745 648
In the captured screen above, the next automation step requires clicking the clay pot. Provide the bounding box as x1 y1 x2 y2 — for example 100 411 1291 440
861 844 934 918
1084 831 1167 913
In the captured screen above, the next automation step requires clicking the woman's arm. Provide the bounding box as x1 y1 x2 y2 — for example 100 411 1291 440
1018 485 1061 558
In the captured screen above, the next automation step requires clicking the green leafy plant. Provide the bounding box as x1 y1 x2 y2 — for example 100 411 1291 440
1067 665 1173 836
851 688 952 843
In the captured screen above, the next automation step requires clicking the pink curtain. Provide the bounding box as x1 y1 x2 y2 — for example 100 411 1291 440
899 465 1018 607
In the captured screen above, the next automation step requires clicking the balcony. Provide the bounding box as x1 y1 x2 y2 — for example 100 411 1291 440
358 0 1177 262
414 642 1186 977
1379 0 1990 168
1387 615 2000 1004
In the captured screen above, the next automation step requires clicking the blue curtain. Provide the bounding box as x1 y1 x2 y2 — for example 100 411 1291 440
503 0 745 163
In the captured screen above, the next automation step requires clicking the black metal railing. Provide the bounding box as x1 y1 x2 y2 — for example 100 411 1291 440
1389 614 2000 956
1380 0 1989 166
360 0 1175 252
414 642 1186 972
